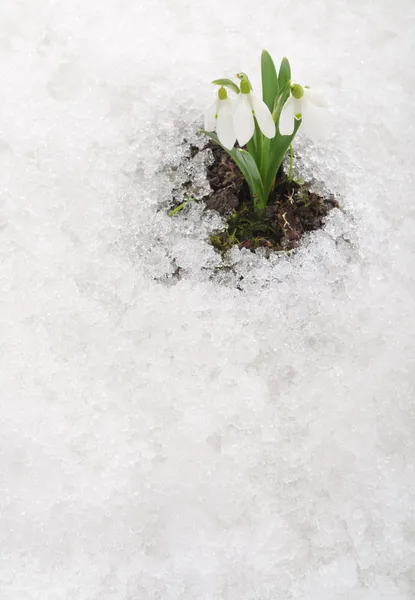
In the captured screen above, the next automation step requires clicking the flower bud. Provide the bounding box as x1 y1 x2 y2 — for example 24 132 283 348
218 86 227 100
291 83 304 99
240 79 251 94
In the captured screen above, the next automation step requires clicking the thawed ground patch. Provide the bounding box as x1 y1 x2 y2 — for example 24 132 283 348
1 1 415 598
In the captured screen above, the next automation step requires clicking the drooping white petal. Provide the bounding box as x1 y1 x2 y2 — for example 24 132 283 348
278 96 295 136
204 99 218 131
216 98 236 150
293 97 303 117
303 87 328 108
250 93 276 139
233 94 255 147
300 96 327 140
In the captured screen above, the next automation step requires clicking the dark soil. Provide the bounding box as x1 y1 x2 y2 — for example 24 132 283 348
173 141 338 254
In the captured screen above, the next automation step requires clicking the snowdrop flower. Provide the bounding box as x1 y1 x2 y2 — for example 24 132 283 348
204 87 236 150
233 78 276 147
279 83 328 139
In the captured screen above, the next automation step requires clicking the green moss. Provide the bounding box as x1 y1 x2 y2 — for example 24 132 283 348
210 208 284 254
208 172 336 255
169 142 338 257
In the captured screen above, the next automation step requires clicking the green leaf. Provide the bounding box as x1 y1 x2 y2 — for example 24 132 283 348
201 130 250 180
211 78 240 95
202 129 249 181
236 149 266 212
263 119 301 199
201 130 266 212
246 135 257 164
246 121 262 169
168 197 197 216
261 49 279 111
278 56 291 92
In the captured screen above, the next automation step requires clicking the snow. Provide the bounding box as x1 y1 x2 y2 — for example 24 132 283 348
1 0 415 598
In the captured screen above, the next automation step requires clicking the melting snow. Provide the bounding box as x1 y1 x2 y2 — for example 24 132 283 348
1 0 415 598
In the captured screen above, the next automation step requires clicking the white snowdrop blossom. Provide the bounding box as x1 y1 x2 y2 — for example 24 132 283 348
204 87 236 150
233 79 276 147
279 83 328 139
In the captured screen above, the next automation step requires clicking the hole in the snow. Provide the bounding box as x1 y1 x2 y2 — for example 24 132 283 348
168 140 340 256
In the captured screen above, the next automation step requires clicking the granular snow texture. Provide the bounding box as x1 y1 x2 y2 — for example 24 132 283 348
1 1 415 599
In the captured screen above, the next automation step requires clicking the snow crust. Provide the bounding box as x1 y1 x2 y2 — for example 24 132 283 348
1 0 415 598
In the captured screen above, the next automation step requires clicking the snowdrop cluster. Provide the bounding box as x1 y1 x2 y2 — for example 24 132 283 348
203 51 327 214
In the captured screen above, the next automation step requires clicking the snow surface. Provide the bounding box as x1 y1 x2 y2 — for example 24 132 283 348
1 0 415 598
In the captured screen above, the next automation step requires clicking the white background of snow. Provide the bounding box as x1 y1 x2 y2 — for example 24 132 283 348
1 0 415 598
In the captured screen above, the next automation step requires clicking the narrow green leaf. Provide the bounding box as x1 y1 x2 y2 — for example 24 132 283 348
261 49 279 111
246 121 262 168
201 131 252 185
246 136 257 164
278 57 291 92
237 150 262 185
237 149 266 213
253 122 263 165
201 130 266 212
272 88 291 122
168 197 197 216
211 78 240 95
260 137 270 182
263 119 301 199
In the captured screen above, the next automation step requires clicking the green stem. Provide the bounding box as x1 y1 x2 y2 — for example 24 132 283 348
246 137 257 162
253 123 262 171
288 144 294 181
256 131 263 173
253 124 266 216
248 124 266 214
260 138 270 190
